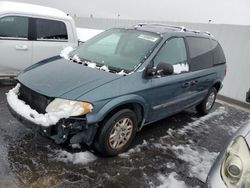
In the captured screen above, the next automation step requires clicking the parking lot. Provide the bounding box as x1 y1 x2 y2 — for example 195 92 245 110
0 83 249 188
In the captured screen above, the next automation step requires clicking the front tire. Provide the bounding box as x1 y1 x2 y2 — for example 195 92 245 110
94 109 137 156
196 87 217 115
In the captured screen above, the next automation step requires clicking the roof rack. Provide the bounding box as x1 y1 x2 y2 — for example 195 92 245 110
135 23 211 36
135 23 186 32
185 29 211 36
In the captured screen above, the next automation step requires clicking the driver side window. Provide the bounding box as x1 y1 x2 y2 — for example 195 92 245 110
154 37 189 74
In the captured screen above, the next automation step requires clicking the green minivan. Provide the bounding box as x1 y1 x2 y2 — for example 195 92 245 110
7 24 226 156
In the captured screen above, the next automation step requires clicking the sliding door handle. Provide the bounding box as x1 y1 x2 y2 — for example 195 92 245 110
182 82 190 88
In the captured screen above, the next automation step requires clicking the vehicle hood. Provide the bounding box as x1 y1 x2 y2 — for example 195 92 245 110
17 57 121 99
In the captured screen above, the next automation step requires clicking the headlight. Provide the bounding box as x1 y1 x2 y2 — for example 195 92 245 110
221 136 250 188
46 98 93 117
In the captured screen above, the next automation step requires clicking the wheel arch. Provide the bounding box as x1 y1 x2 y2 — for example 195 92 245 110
212 80 222 92
87 94 149 130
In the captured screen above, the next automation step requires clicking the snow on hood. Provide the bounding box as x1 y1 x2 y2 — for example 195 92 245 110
60 46 74 60
6 84 87 127
100 65 109 72
116 70 127 76
72 54 81 63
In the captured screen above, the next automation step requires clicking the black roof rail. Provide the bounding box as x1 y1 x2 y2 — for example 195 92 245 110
135 23 186 32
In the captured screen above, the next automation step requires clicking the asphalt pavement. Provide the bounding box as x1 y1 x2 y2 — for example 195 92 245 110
0 83 249 188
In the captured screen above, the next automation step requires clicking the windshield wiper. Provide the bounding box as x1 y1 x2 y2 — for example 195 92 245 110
69 56 129 74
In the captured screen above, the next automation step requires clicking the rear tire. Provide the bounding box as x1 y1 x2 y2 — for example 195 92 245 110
196 87 217 115
94 109 137 156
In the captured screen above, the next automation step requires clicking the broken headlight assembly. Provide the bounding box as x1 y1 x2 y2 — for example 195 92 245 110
221 136 250 188
45 98 93 117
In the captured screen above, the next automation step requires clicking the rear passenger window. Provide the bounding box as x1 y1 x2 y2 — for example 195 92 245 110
186 37 213 71
36 19 68 41
211 40 226 65
0 16 28 39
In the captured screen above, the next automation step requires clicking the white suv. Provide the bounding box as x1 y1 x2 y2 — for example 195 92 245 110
0 1 78 79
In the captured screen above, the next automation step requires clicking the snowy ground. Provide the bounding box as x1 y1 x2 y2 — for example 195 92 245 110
0 84 249 188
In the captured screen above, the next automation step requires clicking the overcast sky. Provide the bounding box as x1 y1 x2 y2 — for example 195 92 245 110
6 0 250 25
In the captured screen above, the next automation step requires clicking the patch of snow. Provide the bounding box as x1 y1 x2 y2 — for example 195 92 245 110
178 106 227 135
6 84 86 127
156 172 187 188
76 28 103 42
72 54 81 63
55 150 96 165
86 62 97 69
171 144 219 182
160 107 227 140
166 128 175 137
152 143 168 150
166 162 176 169
216 99 250 113
116 70 127 76
60 46 74 60
100 65 110 72
228 126 239 135
127 71 134 75
137 67 145 72
71 144 81 149
119 140 148 158
173 63 189 74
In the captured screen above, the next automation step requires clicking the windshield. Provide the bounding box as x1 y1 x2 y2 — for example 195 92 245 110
71 29 161 72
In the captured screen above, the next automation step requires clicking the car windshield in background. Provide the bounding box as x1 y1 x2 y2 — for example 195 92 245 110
71 29 161 72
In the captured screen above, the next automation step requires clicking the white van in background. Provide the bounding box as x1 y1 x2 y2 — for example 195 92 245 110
0 1 102 79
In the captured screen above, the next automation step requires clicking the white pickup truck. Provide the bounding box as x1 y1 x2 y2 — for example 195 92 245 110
0 1 102 79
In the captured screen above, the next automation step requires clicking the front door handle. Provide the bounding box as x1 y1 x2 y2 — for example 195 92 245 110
191 80 198 86
15 45 28 51
182 82 190 88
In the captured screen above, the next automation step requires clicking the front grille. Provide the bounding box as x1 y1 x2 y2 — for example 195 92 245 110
19 84 53 113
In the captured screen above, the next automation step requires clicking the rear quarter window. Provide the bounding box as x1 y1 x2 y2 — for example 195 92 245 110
186 37 213 71
211 40 226 65
36 18 68 41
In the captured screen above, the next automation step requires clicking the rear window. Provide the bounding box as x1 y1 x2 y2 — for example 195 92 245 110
186 37 213 71
211 40 226 65
36 18 68 41
0 16 28 39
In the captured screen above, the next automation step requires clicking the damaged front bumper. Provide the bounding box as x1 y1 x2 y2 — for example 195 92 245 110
7 84 98 145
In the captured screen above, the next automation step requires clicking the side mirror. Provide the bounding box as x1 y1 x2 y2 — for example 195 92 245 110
78 40 84 46
156 62 173 76
143 62 173 78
